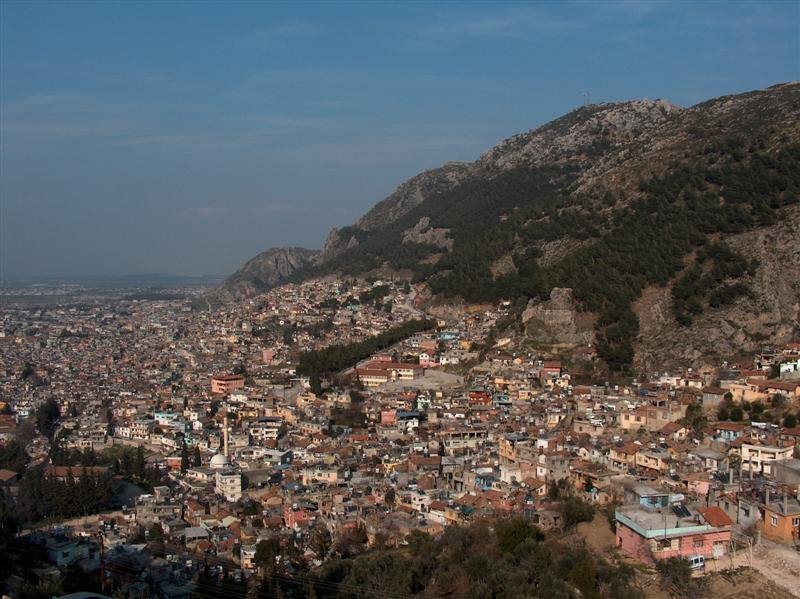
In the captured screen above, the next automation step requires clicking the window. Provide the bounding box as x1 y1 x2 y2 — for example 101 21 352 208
693 539 704 548
655 539 672 551
771 516 778 527
792 517 800 527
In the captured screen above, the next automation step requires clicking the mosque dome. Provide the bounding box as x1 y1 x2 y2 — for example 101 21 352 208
209 453 230 469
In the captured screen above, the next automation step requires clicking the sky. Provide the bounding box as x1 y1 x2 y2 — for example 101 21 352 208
1 1 798 279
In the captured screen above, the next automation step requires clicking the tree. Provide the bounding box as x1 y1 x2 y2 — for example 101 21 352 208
496 517 543 554
242 500 261 516
405 530 434 558
383 488 396 507
134 445 146 478
35 399 60 439
148 522 164 542
180 442 190 473
681 402 707 437
559 496 595 529
0 439 29 473
771 393 787 408
192 445 202 467
247 575 270 599
309 373 323 396
310 526 332 560
784 412 798 428
655 556 701 598
254 537 282 574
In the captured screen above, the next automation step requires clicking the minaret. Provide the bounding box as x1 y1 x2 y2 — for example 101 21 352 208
223 413 229 459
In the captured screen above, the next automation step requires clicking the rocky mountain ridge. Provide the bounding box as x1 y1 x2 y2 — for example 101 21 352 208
206 82 800 371
201 247 318 305
320 97 684 260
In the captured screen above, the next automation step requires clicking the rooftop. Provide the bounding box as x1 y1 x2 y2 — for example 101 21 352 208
616 504 716 539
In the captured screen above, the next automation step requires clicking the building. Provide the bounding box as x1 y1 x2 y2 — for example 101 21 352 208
615 487 732 564
215 470 242 502
211 374 245 395
634 448 672 474
739 442 794 476
355 361 422 387
43 465 110 482
761 492 800 543
44 533 91 568
134 494 182 524
701 387 727 409
302 466 345 486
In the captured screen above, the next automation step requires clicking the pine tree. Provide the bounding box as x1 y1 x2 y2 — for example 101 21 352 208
134 445 146 478
180 442 190 473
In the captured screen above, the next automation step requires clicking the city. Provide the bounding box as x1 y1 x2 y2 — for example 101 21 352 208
1 277 799 597
2 2 799 598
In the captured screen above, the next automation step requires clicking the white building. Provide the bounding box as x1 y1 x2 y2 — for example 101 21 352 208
215 470 242 502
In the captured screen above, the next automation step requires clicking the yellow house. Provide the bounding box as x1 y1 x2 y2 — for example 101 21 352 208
634 448 672 473
762 495 800 543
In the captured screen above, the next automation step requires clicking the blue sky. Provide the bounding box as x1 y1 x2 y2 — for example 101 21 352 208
1 1 798 278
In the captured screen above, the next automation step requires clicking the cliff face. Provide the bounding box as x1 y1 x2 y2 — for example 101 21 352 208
633 204 800 372
522 288 596 346
201 247 318 305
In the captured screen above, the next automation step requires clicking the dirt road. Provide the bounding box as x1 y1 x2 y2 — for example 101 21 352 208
704 539 800 598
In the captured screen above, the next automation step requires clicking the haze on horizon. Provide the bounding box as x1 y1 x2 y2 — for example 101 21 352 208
1 0 798 279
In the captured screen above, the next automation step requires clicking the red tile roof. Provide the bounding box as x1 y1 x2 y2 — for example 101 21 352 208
698 506 733 527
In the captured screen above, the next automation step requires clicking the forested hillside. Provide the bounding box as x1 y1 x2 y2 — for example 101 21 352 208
214 83 800 372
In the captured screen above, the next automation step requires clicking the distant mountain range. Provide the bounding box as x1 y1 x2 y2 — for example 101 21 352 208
205 82 800 372
6 273 224 288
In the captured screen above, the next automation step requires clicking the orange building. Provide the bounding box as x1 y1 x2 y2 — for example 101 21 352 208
211 374 245 394
762 494 800 543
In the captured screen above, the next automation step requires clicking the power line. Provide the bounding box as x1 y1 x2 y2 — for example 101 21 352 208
100 549 415 599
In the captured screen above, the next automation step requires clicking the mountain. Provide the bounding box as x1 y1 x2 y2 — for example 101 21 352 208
200 247 318 306
209 82 800 371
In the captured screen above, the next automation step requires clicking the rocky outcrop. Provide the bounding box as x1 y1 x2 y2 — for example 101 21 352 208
318 228 360 263
402 217 453 250
321 100 684 259
354 162 469 232
490 253 517 279
522 288 596 346
200 247 318 306
633 204 800 372
320 84 800 263
479 99 680 172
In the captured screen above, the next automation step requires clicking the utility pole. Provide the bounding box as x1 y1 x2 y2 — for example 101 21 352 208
98 531 106 593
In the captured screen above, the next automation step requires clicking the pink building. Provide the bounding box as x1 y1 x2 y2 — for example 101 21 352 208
615 501 732 564
381 409 397 425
